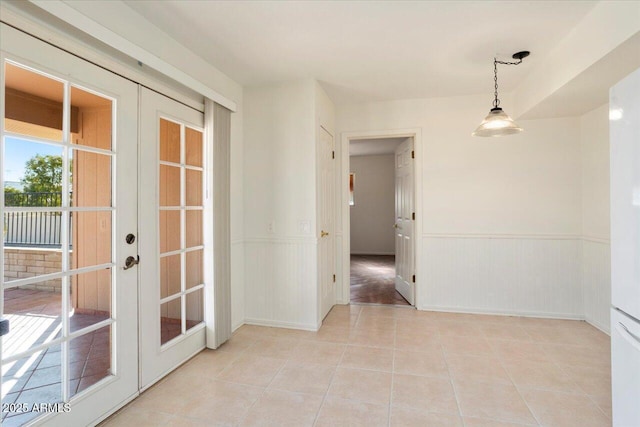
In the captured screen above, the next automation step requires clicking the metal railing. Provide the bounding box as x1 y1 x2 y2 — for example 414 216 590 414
3 192 66 247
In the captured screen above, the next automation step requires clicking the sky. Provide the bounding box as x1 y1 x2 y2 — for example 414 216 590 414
3 136 63 183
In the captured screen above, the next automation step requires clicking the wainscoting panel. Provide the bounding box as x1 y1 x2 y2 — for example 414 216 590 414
244 238 319 330
582 239 611 333
231 240 245 331
420 236 582 318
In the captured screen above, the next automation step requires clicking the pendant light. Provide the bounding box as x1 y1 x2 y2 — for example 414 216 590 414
473 51 530 137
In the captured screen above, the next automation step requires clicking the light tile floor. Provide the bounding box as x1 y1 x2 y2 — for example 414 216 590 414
103 305 612 427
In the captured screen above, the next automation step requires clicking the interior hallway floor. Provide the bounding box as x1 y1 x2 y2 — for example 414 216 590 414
350 255 409 305
103 305 611 427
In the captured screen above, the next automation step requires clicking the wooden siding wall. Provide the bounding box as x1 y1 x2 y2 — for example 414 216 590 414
72 107 112 314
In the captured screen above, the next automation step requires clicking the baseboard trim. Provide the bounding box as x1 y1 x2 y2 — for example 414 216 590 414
584 316 611 336
417 305 584 320
244 317 320 332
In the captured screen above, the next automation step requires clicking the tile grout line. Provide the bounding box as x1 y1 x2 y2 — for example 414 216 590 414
441 335 464 426
311 331 348 427
496 346 542 427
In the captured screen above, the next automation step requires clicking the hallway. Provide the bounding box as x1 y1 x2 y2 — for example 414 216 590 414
350 255 409 306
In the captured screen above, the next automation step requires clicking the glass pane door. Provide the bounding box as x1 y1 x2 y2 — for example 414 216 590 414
139 88 206 389
1 23 138 426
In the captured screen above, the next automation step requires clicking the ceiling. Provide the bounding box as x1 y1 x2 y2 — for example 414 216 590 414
350 138 406 156
124 1 598 105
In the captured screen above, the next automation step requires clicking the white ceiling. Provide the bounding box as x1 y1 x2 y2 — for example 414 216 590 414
124 0 598 105
350 138 406 156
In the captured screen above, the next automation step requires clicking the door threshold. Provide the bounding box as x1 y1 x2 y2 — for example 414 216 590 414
350 302 415 309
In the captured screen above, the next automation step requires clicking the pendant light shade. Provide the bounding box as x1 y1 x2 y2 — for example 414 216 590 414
472 107 523 137
473 51 529 137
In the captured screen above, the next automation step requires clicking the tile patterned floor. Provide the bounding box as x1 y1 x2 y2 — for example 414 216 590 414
103 305 612 427
1 288 112 426
350 255 409 305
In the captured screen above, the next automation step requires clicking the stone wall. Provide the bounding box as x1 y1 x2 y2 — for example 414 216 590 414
3 248 62 292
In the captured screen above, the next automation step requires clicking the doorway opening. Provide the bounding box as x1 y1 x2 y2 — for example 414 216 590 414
348 136 414 306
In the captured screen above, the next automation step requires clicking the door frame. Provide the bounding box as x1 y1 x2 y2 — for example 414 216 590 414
338 128 422 307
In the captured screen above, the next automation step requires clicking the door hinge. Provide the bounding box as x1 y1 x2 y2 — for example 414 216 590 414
412 274 416 282
411 150 415 159
412 212 415 220
333 274 336 282
332 150 335 159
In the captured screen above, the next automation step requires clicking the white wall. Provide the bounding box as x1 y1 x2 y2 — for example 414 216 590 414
243 79 321 330
580 103 611 333
337 93 585 318
349 154 395 255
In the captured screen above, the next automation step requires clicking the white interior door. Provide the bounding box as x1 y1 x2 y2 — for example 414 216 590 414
1 24 138 426
394 138 414 305
139 88 206 389
319 127 336 320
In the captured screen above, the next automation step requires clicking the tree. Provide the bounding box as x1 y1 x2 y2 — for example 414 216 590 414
22 154 63 193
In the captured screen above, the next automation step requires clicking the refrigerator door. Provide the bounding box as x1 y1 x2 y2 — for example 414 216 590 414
611 308 640 427
610 68 640 319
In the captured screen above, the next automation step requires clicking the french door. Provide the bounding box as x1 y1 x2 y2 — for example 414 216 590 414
1 24 138 426
139 88 207 389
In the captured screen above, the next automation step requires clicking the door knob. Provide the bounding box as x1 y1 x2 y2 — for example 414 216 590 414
393 223 400 229
321 230 329 237
123 255 139 270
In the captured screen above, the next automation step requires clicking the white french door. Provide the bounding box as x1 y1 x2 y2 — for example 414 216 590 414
394 138 415 305
139 88 207 389
0 24 138 426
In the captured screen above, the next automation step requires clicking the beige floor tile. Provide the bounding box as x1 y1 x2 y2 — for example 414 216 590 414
165 416 212 427
395 331 441 352
359 305 398 318
269 361 335 395
349 327 396 348
541 343 610 370
328 367 392 405
175 380 264 424
462 416 538 426
291 340 346 365
392 373 459 414
590 393 612 419
390 406 463 427
103 407 173 426
315 396 389 427
489 339 553 363
247 336 300 359
269 327 317 340
446 354 512 385
437 320 482 337
561 363 612 397
440 335 494 356
395 317 440 332
312 325 352 343
393 349 449 378
239 389 323 427
130 371 212 414
217 354 285 387
355 315 397 332
330 304 362 316
340 345 394 372
175 349 239 379
521 388 611 427
479 323 533 341
503 359 582 393
454 379 537 425
217 332 257 353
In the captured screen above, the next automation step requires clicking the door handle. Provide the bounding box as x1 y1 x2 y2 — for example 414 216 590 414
321 230 329 238
393 223 400 229
123 255 139 270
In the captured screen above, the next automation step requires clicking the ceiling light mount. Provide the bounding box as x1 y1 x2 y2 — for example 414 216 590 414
473 50 530 137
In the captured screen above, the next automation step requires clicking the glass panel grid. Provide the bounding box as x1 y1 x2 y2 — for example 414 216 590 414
158 119 204 346
2 61 117 413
